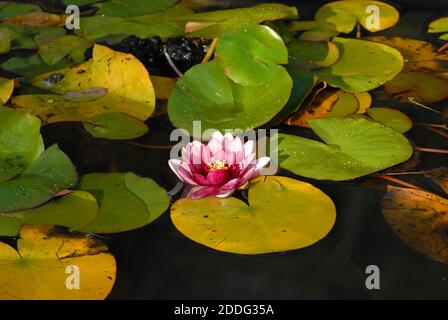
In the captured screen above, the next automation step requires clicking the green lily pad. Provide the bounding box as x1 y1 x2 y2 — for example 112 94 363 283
78 173 169 233
168 60 292 135
0 144 77 213
275 117 413 181
0 29 10 54
215 24 288 86
315 0 399 33
0 215 22 237
62 0 98 5
314 37 404 92
0 108 44 182
77 7 192 41
38 35 91 65
428 17 448 41
83 113 149 140
1 191 99 237
184 4 298 38
171 175 336 255
0 2 41 20
287 39 340 69
96 0 178 17
367 107 412 133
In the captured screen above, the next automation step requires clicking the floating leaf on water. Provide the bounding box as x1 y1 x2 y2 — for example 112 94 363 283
286 89 360 127
0 108 44 182
168 60 292 135
354 92 372 114
381 186 448 264
151 75 177 100
288 20 340 41
0 2 41 20
423 167 448 194
83 113 149 140
38 35 91 65
367 107 412 133
96 0 178 17
215 24 288 86
0 78 14 104
315 0 399 33
0 144 77 213
0 29 10 54
78 173 169 233
428 17 448 41
3 12 62 27
0 225 116 300
314 37 404 92
12 45 156 123
184 4 298 38
77 7 192 41
2 191 99 237
384 71 448 104
288 39 340 70
367 37 448 73
268 68 318 125
171 175 336 255
276 117 413 181
286 90 338 127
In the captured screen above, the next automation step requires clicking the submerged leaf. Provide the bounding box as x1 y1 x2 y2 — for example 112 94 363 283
276 117 413 181
3 12 61 27
171 176 336 255
0 225 116 300
38 35 91 65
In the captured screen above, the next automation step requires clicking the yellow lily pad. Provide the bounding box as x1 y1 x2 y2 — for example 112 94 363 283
367 107 412 133
0 78 14 104
0 225 116 300
12 45 155 123
381 186 448 264
315 0 399 33
3 12 61 27
171 176 336 255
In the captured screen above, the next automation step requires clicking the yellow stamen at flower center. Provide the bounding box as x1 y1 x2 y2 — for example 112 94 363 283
207 160 228 171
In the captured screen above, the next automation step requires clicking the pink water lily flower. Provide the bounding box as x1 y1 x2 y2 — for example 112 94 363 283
169 132 270 199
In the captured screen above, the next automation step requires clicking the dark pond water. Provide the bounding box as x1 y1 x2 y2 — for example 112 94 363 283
2 0 448 299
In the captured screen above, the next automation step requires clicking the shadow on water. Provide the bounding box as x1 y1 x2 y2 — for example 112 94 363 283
4 0 448 299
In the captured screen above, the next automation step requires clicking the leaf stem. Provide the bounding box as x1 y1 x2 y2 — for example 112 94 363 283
201 38 218 64
127 141 174 149
415 147 448 154
408 97 441 114
422 125 448 139
163 45 184 77
372 174 423 190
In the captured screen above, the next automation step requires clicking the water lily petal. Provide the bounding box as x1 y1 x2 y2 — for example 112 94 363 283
216 189 235 198
207 169 230 186
244 140 255 157
221 178 241 190
256 156 270 170
168 159 183 181
190 186 219 199
178 166 198 186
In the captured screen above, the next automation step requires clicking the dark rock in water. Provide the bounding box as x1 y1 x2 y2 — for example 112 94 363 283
84 36 211 78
